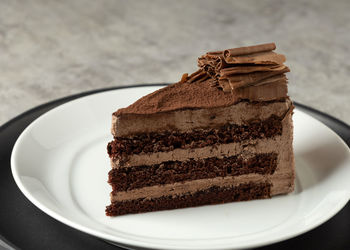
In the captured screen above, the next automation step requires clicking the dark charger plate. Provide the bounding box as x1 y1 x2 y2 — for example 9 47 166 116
0 85 349 250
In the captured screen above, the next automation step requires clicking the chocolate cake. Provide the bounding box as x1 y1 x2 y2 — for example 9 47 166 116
106 43 295 216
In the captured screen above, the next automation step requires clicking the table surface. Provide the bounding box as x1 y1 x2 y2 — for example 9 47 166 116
0 0 349 125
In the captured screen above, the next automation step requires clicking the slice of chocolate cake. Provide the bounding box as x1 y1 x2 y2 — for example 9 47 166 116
106 43 295 216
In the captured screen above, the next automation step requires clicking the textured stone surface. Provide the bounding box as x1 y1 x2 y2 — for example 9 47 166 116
0 0 349 125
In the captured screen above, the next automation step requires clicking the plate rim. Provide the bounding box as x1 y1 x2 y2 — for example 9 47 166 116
9 84 350 250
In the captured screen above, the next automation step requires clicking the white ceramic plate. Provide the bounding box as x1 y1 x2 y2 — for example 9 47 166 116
11 86 350 250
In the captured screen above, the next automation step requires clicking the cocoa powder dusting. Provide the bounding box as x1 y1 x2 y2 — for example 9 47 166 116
115 79 237 116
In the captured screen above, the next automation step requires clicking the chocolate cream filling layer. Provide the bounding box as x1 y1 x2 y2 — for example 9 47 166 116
112 98 292 137
109 153 277 192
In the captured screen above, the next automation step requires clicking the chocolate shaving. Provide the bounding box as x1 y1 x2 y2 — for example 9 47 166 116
180 73 189 83
253 75 288 87
224 51 286 65
187 69 209 83
196 43 290 100
126 43 291 107
221 68 290 90
231 81 288 102
206 50 224 57
198 55 221 77
220 65 287 76
223 43 276 58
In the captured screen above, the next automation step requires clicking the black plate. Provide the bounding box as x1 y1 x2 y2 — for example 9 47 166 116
1 85 349 250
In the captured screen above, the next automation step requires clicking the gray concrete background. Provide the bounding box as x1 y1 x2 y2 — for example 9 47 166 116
0 0 349 125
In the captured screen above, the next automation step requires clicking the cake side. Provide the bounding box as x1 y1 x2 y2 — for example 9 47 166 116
108 118 294 199
106 102 294 216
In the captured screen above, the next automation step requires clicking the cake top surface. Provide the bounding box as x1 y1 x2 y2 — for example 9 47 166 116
115 43 289 116
115 79 237 116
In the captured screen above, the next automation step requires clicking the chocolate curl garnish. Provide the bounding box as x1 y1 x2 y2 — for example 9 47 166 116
215 57 228 72
220 67 290 90
224 51 286 65
179 73 189 83
224 43 276 58
253 74 288 87
220 64 287 76
206 51 223 57
232 80 288 102
206 51 228 71
198 57 216 77
198 51 226 72
187 69 209 83
196 43 290 103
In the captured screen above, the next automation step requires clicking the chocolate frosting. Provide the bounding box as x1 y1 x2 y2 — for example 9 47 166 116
116 43 290 116
115 79 242 115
